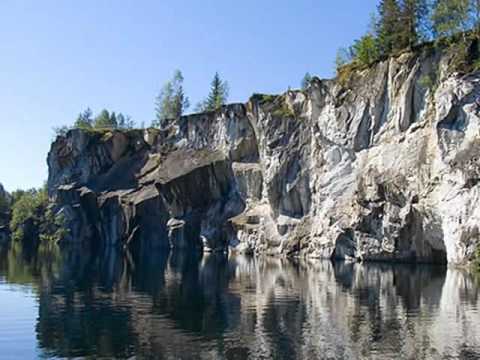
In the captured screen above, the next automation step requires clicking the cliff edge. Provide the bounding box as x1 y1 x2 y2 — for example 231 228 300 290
48 47 480 265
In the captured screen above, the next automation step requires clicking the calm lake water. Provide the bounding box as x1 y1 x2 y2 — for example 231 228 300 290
0 243 479 360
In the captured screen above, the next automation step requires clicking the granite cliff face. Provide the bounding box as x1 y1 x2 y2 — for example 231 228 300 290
48 47 480 265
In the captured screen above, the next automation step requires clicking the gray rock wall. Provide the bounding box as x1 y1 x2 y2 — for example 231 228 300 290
48 47 480 265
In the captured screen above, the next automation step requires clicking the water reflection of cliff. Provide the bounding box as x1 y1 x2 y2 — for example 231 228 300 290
1 243 479 359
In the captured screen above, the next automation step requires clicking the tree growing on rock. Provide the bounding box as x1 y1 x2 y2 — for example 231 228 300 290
94 109 118 129
196 72 229 112
74 108 93 129
153 70 189 127
353 34 380 65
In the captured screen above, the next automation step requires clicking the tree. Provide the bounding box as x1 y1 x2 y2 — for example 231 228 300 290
74 108 93 129
110 111 117 126
9 185 67 243
153 70 189 127
117 113 135 129
377 0 403 54
94 109 118 129
399 0 431 47
432 0 470 38
9 188 47 241
196 72 229 112
353 34 380 65
301 72 313 90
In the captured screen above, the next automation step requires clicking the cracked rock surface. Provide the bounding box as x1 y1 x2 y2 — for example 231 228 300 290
48 49 480 264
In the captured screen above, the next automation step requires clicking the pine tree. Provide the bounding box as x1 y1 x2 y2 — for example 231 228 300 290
432 0 470 38
74 108 93 129
171 70 189 118
399 0 430 47
196 72 229 112
110 111 117 126
94 109 117 129
377 0 403 54
153 70 189 127
353 34 380 64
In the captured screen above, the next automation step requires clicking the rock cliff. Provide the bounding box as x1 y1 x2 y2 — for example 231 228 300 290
48 46 480 265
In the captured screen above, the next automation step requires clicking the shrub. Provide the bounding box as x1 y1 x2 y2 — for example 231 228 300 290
251 93 278 105
418 67 439 94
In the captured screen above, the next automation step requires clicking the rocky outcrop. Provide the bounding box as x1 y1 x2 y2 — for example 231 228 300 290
48 46 480 265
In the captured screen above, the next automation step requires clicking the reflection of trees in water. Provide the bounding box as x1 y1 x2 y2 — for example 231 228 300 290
1 243 480 359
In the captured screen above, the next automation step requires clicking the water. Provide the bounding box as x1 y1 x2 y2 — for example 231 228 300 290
0 243 479 359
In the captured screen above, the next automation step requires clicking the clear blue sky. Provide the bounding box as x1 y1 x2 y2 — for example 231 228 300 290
0 0 377 192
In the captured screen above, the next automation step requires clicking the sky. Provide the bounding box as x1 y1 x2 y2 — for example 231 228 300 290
0 0 377 192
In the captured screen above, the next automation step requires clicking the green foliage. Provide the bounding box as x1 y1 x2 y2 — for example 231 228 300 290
74 108 93 129
269 96 295 118
336 63 359 87
353 34 381 65
418 74 435 90
196 72 229 112
153 70 189 127
251 93 294 117
400 0 431 46
54 108 135 137
335 0 431 73
301 72 313 90
438 33 480 73
251 93 278 104
448 38 471 70
10 188 46 241
39 210 68 243
377 0 404 53
432 0 471 38
94 109 117 129
272 102 295 118
9 186 67 243
418 67 439 93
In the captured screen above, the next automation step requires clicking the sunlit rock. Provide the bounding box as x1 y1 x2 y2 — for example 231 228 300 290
47 48 480 264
